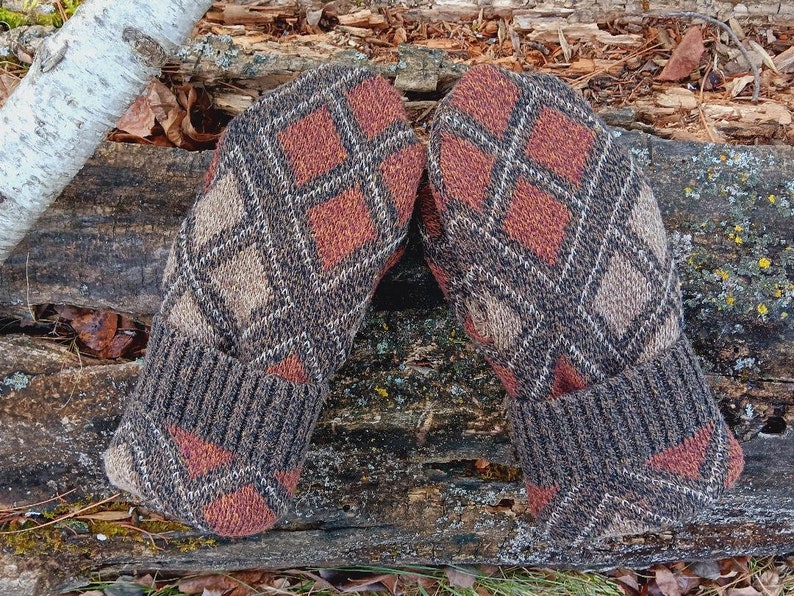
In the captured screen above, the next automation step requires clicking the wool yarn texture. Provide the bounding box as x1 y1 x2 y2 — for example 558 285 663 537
104 64 424 537
421 64 744 545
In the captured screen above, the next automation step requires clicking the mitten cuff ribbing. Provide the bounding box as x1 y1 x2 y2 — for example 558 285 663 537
507 336 743 543
509 336 729 486
105 319 326 536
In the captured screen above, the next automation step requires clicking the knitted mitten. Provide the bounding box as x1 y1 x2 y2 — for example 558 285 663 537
422 65 744 545
104 65 424 537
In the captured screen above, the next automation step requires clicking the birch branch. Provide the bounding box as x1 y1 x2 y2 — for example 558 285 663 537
0 0 213 262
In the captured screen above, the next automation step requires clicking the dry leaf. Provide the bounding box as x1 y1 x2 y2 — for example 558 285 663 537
652 566 682 596
116 92 157 137
445 567 476 589
658 26 704 81
78 510 132 521
177 574 249 595
726 588 761 596
748 39 778 73
728 74 756 97
69 310 117 355
772 45 794 73
0 72 21 108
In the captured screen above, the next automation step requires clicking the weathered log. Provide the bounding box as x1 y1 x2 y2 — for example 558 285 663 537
1 307 793 594
1 131 791 400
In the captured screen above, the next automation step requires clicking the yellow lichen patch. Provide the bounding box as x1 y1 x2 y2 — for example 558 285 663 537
757 304 769 316
726 295 736 306
758 257 771 270
715 268 730 280
768 194 777 204
374 386 389 397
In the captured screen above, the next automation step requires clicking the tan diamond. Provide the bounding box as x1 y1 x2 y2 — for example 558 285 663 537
465 292 523 351
209 246 273 323
167 291 219 345
193 173 245 245
629 183 668 262
638 311 681 362
593 254 651 337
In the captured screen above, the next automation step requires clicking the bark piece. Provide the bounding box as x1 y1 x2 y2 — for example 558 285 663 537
658 27 705 82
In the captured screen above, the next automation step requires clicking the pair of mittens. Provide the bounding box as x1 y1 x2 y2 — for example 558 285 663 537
106 63 742 543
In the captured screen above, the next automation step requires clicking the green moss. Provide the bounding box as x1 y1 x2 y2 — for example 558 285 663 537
174 536 216 552
0 520 68 555
0 8 29 28
0 1 83 30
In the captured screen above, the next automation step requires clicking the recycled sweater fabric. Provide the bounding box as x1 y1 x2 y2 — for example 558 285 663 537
421 64 744 545
105 64 424 537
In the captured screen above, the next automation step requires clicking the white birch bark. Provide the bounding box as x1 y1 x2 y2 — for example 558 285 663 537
0 0 212 262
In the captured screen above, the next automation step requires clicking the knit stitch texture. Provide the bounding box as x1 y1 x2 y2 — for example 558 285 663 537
105 64 424 537
421 65 744 545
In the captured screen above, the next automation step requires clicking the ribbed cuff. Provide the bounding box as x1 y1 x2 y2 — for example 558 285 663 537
105 318 329 534
508 336 723 486
129 318 327 463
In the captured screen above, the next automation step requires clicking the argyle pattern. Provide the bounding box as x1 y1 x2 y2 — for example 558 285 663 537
422 65 743 545
105 65 424 537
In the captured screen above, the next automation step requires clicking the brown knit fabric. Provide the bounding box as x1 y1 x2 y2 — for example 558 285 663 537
105 65 424 537
421 65 744 545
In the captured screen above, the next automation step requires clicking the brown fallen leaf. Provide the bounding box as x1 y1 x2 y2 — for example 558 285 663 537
78 510 132 521
445 566 476 589
726 587 762 596
652 565 682 596
68 310 118 358
658 26 704 81
116 91 157 137
177 573 254 596
0 72 21 109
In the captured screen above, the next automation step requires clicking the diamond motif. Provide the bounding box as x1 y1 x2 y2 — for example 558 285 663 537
503 179 571 266
638 311 680 363
167 291 218 345
450 65 520 137
346 76 404 139
274 468 302 496
267 352 309 383
629 183 669 262
168 426 234 479
525 107 595 185
549 356 587 399
646 423 714 480
193 173 245 246
278 107 347 186
203 485 277 536
464 293 523 351
439 132 495 212
309 186 377 270
525 482 559 517
725 431 744 487
208 246 273 324
593 254 651 337
380 144 425 224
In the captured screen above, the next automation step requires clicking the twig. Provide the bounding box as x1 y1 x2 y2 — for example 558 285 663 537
0 488 77 515
572 42 662 87
650 11 761 102
698 60 717 142
0 493 121 535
